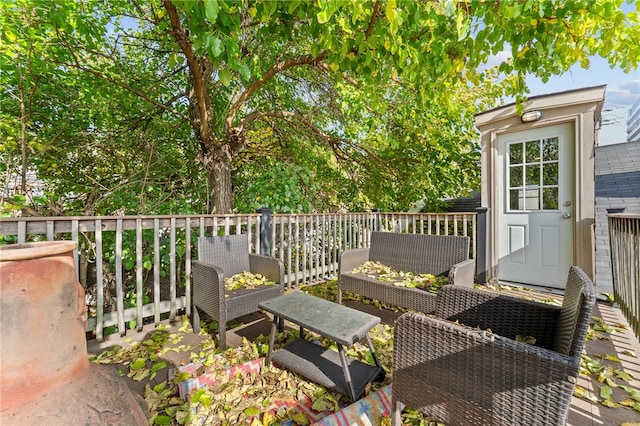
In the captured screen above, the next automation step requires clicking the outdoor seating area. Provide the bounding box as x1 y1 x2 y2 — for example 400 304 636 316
2 215 638 425
86 275 640 426
4 2 640 424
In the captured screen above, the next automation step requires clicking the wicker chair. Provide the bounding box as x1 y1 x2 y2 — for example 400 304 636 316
191 235 284 349
392 266 595 426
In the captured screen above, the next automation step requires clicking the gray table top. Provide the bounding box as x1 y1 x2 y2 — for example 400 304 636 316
259 292 381 346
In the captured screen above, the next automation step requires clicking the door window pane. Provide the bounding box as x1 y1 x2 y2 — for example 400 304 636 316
525 188 540 210
526 164 540 186
525 140 540 163
543 187 558 210
510 165 523 187
542 137 559 161
510 143 523 164
542 162 558 186
510 189 522 210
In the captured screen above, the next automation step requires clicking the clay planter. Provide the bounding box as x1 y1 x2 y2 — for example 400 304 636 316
0 241 147 425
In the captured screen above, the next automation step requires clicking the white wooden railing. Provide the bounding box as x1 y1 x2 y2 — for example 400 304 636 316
0 211 476 340
608 213 640 340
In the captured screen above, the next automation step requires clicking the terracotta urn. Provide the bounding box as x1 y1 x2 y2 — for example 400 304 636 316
0 241 147 425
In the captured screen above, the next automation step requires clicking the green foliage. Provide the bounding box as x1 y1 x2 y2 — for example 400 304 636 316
0 0 208 216
2 0 639 214
234 161 317 213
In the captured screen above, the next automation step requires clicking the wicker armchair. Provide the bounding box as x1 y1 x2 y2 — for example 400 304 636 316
392 266 595 426
191 235 284 349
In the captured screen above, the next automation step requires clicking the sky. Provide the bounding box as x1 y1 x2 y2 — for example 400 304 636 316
524 59 640 145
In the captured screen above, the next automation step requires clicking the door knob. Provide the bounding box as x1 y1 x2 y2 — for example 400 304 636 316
562 213 572 219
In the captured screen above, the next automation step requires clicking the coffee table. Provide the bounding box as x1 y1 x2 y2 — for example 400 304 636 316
259 292 383 401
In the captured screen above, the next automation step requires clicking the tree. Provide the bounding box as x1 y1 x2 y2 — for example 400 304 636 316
2 0 638 214
1 1 208 216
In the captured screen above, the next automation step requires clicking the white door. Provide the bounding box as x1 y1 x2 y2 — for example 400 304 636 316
497 122 574 288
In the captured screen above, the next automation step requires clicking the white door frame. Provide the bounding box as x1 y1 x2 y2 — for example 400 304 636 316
496 122 575 288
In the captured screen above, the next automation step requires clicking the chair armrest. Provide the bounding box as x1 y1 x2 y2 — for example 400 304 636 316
192 261 225 315
249 253 284 285
434 285 561 349
448 258 475 287
338 248 371 274
393 312 579 424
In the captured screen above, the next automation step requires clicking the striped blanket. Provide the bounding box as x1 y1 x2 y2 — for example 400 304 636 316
312 385 392 426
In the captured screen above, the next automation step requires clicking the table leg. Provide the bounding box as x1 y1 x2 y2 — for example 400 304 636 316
338 344 357 401
364 334 382 369
266 316 278 365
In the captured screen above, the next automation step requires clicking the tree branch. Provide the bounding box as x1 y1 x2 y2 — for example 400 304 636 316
54 29 189 121
163 0 211 141
240 109 379 161
225 52 329 133
365 0 381 39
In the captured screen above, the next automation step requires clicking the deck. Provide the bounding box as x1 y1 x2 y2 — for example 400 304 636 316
87 286 640 425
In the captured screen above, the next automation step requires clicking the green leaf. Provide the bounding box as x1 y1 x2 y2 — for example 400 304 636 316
150 361 167 372
174 371 191 383
210 37 224 57
154 415 172 425
600 385 613 399
614 369 634 382
385 0 397 25
5 31 17 42
317 10 329 24
219 68 231 87
130 358 146 370
311 397 328 411
239 64 251 81
243 406 261 416
288 0 302 14
204 0 219 23
199 392 212 407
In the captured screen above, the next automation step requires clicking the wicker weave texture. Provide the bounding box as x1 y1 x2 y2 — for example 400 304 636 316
340 273 437 313
554 266 596 356
368 232 470 276
391 266 595 426
338 232 474 313
434 285 562 350
198 235 251 277
192 235 284 349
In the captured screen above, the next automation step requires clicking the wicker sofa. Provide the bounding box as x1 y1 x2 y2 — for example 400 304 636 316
391 266 596 426
191 235 284 349
337 231 474 313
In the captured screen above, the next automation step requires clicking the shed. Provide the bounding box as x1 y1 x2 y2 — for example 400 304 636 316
475 86 605 289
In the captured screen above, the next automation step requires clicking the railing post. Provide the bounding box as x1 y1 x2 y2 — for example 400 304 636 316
257 207 272 255
475 207 489 284
372 208 381 232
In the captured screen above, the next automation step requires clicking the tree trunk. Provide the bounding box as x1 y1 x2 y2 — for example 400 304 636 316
204 145 234 214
